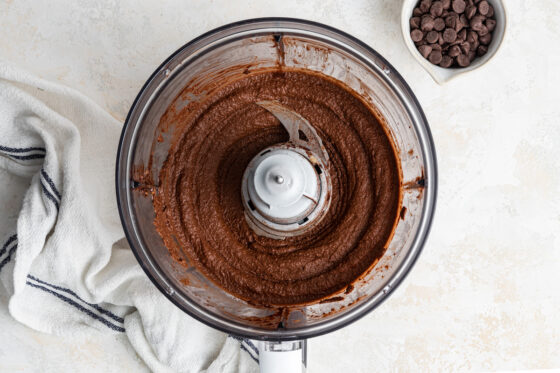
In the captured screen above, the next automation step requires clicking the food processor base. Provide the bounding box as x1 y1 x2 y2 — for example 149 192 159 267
259 340 307 373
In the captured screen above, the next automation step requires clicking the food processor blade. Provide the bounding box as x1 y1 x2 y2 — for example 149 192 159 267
256 100 329 163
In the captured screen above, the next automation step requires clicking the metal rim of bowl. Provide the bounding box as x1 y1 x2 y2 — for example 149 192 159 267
115 17 438 340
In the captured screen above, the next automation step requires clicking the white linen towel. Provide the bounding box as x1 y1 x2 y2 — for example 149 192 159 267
0 61 259 373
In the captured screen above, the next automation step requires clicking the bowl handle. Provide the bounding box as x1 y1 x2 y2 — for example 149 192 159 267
258 339 307 373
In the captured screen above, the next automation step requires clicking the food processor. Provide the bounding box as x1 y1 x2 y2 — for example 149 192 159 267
116 18 437 372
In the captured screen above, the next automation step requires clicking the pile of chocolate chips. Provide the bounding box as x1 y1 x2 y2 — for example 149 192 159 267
409 0 496 68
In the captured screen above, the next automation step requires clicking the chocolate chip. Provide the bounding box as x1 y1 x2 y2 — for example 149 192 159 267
428 50 443 64
485 18 496 32
418 44 433 58
478 24 489 36
411 29 424 42
465 5 477 19
478 0 489 15
470 15 485 31
467 30 478 44
410 16 421 28
458 28 467 41
486 4 494 17
469 39 479 51
445 13 458 28
467 50 476 61
456 53 470 66
420 0 433 13
413 7 424 16
440 55 454 67
460 41 471 54
442 0 451 9
430 1 444 16
452 0 466 13
421 15 435 31
443 28 457 42
430 43 443 52
455 18 464 32
477 45 488 56
448 44 461 57
426 30 439 43
479 32 492 45
469 36 480 51
460 14 469 28
434 17 446 31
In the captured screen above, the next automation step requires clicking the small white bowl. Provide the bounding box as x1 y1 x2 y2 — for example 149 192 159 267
401 0 507 84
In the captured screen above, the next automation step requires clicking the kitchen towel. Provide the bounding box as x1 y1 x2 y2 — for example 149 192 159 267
0 61 258 373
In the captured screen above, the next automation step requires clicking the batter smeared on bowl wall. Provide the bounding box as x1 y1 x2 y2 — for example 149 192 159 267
152 67 402 306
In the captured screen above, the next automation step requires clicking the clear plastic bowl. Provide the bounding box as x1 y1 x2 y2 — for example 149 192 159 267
116 18 437 341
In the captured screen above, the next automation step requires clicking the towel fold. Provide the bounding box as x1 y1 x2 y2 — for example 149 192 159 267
0 61 258 373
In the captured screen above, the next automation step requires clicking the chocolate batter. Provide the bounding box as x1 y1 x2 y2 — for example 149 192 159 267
153 68 401 306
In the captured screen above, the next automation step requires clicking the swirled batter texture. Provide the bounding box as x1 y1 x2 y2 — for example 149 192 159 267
154 69 401 306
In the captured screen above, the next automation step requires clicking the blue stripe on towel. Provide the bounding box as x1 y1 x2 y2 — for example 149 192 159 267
41 169 61 200
0 234 17 258
27 275 124 323
243 338 259 356
229 335 259 363
40 180 60 210
239 342 259 363
0 243 17 273
0 145 46 153
6 153 46 160
25 281 125 332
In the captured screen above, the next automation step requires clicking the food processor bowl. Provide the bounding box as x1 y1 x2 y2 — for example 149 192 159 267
116 18 437 371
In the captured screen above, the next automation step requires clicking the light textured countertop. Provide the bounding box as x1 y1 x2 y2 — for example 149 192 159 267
1 0 559 372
